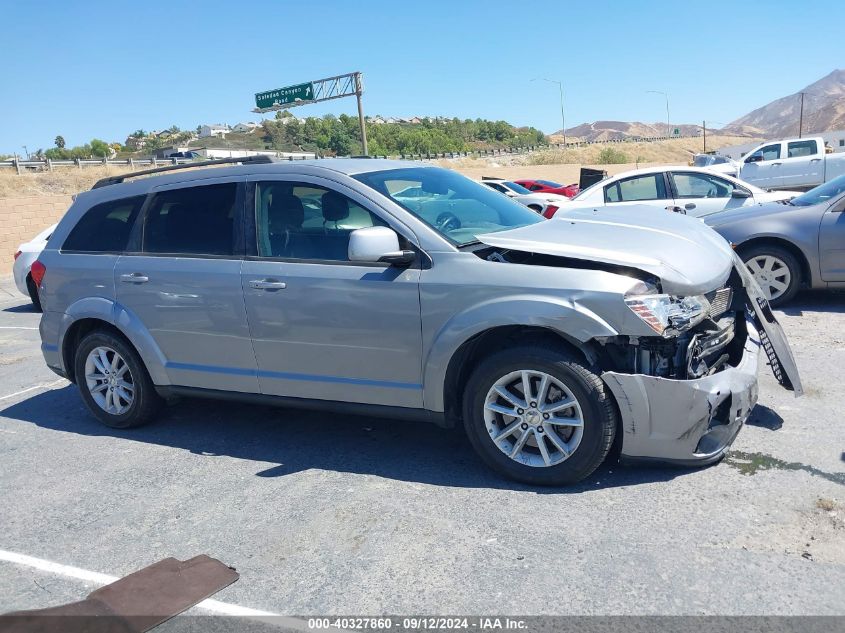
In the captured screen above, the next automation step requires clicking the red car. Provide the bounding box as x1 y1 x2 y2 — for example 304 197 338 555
514 179 579 198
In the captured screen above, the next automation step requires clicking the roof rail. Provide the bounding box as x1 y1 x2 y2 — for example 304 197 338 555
91 155 277 189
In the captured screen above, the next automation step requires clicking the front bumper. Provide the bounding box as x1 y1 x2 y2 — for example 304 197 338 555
602 321 761 465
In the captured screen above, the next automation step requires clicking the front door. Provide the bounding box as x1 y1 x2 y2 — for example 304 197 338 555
819 196 845 282
740 142 784 189
669 171 751 217
241 178 424 408
114 179 259 393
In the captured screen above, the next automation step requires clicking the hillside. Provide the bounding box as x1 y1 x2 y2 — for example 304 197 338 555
723 69 845 137
554 121 708 142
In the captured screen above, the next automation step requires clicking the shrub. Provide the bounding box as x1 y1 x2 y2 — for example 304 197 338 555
597 147 629 164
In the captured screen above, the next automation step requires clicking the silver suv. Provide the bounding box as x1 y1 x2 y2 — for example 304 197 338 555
35 158 802 485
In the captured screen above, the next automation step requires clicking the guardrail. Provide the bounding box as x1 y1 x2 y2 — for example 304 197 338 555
2 134 703 173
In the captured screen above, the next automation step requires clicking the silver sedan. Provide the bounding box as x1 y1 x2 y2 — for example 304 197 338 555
705 175 845 306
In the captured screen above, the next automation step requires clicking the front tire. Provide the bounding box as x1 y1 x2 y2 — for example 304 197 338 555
739 244 801 307
462 346 616 485
73 331 161 429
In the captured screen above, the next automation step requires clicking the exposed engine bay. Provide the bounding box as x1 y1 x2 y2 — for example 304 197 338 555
477 246 751 381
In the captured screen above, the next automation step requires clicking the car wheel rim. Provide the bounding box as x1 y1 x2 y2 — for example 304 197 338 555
483 369 584 468
745 255 791 301
84 346 134 415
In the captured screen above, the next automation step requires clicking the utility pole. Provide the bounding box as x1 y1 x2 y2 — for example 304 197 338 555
702 120 706 153
355 72 368 155
531 78 566 146
798 92 805 138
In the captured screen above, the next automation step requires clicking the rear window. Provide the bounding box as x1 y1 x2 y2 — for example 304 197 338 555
62 196 145 252
142 183 237 256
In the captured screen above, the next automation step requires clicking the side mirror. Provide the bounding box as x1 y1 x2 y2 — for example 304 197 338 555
745 154 763 163
731 189 752 199
348 226 415 267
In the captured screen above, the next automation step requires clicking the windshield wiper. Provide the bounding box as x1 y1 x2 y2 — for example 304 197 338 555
458 240 482 248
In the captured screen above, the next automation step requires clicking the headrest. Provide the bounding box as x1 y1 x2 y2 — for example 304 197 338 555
321 191 349 222
268 195 304 232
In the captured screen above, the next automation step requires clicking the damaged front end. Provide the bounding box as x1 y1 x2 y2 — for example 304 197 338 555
600 258 802 464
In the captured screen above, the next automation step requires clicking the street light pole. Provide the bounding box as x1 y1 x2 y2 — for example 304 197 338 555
532 78 566 146
647 90 670 138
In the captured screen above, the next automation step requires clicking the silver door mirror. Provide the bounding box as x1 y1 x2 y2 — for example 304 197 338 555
348 226 415 266
731 189 752 199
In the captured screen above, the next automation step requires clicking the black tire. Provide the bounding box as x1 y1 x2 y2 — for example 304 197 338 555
73 330 162 429
462 346 616 486
739 244 801 307
26 275 42 312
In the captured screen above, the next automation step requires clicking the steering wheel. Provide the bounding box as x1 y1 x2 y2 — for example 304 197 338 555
435 211 461 232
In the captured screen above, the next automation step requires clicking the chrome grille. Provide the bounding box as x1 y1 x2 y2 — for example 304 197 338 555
707 288 732 318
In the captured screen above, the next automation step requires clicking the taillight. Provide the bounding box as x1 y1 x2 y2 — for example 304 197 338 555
14 250 22 261
543 205 559 219
30 260 46 287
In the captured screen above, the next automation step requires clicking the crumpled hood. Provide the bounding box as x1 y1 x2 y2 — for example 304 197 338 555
478 205 735 296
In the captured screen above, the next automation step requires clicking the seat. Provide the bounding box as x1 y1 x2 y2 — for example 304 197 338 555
267 195 311 258
318 191 352 260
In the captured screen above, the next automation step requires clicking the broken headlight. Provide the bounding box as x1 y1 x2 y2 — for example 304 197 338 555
625 292 710 338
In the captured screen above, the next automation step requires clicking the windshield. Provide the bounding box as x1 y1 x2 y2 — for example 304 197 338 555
790 175 845 207
537 179 563 187
502 181 532 194
354 167 542 246
693 155 729 167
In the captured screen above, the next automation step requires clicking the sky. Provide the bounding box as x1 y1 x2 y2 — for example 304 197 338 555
1 0 844 154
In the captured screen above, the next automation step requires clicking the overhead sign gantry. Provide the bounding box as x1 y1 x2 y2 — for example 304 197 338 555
253 71 368 155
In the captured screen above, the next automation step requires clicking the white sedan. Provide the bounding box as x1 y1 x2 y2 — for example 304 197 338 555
549 166 801 218
13 223 55 311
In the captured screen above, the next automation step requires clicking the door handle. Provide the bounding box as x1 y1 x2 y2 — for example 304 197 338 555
684 203 697 210
249 279 287 290
810 158 822 162
772 162 782 166
120 273 149 283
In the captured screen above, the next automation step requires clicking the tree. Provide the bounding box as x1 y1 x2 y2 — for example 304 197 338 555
131 129 146 139
90 139 110 158
54 135 65 149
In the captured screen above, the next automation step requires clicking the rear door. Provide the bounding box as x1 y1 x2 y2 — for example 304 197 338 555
780 139 823 188
602 172 674 210
114 178 259 393
241 176 424 408
740 142 784 188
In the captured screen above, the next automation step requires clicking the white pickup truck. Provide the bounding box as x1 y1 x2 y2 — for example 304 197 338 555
711 137 845 191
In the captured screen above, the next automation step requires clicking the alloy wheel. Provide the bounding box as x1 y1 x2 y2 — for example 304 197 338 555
84 346 135 415
745 254 791 301
483 369 584 467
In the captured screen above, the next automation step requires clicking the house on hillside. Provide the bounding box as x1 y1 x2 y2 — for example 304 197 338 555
199 124 230 138
370 116 386 125
125 136 147 150
232 122 260 133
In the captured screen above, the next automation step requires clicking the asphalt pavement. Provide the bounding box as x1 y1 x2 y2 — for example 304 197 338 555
0 275 843 620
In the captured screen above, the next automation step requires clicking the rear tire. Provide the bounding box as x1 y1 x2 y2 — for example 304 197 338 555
26 275 42 312
739 244 801 307
73 330 162 429
462 346 616 486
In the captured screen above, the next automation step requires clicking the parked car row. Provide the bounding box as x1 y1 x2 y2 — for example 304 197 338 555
23 157 801 487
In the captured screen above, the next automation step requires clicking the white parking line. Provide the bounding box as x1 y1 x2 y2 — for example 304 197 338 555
0 379 67 403
0 326 39 330
0 549 278 617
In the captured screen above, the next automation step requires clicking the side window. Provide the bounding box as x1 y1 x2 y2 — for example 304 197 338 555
606 174 667 202
255 182 387 261
142 183 237 256
672 172 734 198
528 184 542 191
787 140 817 158
62 196 144 252
759 144 781 161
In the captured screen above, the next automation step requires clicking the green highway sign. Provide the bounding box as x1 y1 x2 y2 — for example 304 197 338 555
255 82 314 109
